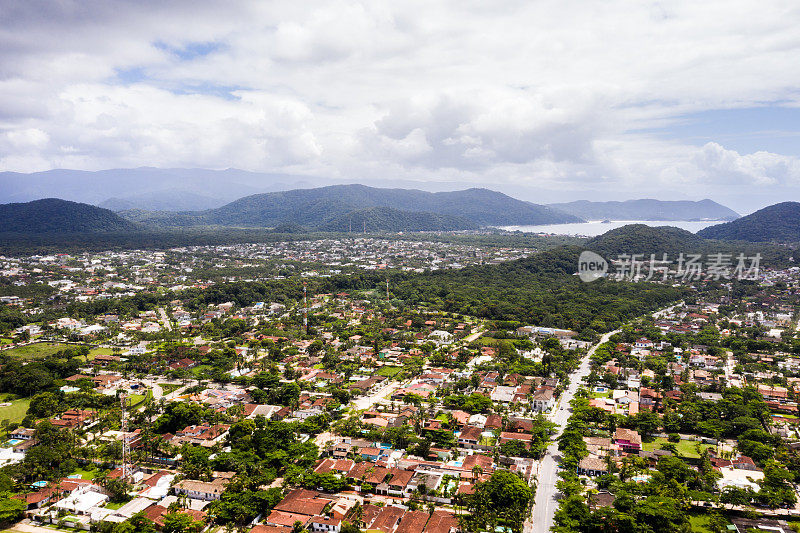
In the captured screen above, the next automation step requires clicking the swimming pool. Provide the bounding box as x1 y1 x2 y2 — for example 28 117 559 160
6 439 22 446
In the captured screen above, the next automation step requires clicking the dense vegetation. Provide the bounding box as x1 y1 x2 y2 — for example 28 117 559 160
0 198 138 233
118 184 583 228
318 206 478 231
698 201 800 242
392 246 688 333
0 226 580 256
585 224 795 266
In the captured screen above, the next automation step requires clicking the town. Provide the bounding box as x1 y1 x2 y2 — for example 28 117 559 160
0 236 798 533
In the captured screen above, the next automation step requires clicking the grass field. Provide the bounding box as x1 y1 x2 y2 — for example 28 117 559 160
1 342 73 360
104 501 125 510
688 511 730 532
376 366 402 378
0 397 31 424
642 437 714 459
158 383 182 395
127 391 152 408
88 347 115 360
70 467 100 480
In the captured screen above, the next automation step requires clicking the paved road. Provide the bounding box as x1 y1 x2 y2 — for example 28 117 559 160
527 328 620 533
352 381 405 411
463 326 486 343
528 302 683 533
158 307 172 331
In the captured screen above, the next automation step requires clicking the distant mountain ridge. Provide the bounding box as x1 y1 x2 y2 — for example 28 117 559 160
0 198 138 233
697 201 800 242
99 189 228 212
548 199 739 221
122 184 583 230
0 167 316 206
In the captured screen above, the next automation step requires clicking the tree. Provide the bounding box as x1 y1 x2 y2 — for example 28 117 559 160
470 470 532 533
161 512 204 533
0 496 25 526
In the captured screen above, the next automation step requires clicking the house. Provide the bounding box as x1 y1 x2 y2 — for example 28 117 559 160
635 338 654 349
310 515 342 533
92 354 122 366
613 428 642 453
577 457 608 477
173 478 229 501
531 388 555 412
458 426 483 448
491 386 517 403
9 428 35 440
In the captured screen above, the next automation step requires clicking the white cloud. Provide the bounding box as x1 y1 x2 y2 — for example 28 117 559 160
1 0 800 209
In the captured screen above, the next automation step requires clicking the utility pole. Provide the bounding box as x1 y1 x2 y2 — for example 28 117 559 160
303 281 308 334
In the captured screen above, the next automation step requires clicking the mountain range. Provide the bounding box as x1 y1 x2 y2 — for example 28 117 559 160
698 201 800 242
0 167 317 208
119 184 582 230
547 199 739 221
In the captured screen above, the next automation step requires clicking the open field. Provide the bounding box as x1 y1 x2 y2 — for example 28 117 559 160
375 365 402 378
1 342 73 360
0 397 31 424
643 437 714 459
687 511 730 532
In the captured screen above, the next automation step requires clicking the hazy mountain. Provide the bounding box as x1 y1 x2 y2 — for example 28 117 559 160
100 189 227 212
585 224 706 257
548 199 739 221
123 184 583 229
0 198 138 233
697 201 800 242
0 167 319 206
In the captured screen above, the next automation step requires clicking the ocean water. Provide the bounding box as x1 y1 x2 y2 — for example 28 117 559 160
500 220 725 237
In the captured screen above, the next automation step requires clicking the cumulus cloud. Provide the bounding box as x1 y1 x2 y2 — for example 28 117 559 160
692 142 800 186
1 0 800 209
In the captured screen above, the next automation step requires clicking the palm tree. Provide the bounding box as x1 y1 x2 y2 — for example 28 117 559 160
472 465 483 483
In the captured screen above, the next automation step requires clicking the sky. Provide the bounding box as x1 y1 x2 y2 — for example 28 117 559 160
1 1 800 213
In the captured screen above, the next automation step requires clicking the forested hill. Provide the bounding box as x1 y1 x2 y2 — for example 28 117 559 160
697 202 800 242
317 206 478 232
584 224 706 257
0 198 138 233
548 199 739 221
119 184 583 229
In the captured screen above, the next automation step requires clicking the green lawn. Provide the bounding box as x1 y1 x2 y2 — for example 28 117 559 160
1 342 73 360
192 364 213 377
127 391 151 408
88 347 115 360
104 501 126 510
687 511 729 532
70 467 100 480
643 438 713 459
376 366 402 378
158 383 182 395
0 398 31 424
